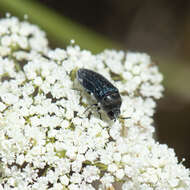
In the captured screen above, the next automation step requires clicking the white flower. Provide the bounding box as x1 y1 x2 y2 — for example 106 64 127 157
0 16 189 190
100 173 115 187
82 166 100 183
85 149 98 162
108 163 118 173
70 173 83 184
0 102 6 111
60 175 70 186
115 169 125 180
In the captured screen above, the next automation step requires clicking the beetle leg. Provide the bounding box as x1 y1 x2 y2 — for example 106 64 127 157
84 103 98 114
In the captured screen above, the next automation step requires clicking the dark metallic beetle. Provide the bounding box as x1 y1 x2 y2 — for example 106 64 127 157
77 68 122 120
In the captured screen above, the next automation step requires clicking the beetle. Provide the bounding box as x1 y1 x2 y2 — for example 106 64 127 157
77 68 122 121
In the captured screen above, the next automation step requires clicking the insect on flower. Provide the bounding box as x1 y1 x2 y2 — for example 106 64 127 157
77 68 129 121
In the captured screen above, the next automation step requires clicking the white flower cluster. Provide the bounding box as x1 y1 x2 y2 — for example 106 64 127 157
0 16 189 190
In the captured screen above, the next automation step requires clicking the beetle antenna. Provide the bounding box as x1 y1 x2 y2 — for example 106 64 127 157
119 116 131 120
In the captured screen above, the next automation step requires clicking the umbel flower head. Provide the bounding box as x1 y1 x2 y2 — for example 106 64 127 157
0 16 189 190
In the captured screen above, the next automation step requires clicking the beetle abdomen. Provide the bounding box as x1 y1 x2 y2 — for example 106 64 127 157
77 69 118 101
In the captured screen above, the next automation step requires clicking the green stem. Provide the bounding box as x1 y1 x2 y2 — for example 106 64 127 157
0 0 121 53
0 0 190 101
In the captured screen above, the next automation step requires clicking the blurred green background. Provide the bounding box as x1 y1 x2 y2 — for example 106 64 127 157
0 0 190 168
